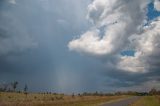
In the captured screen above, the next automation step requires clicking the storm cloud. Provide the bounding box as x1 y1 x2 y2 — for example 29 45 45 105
0 0 160 93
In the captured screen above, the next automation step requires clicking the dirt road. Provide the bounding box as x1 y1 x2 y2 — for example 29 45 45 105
100 96 140 106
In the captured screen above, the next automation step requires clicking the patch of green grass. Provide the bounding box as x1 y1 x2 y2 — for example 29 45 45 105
130 96 160 106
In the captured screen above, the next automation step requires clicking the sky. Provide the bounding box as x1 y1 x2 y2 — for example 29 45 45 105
0 0 160 93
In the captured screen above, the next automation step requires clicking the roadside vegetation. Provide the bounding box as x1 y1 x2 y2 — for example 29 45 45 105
130 96 160 106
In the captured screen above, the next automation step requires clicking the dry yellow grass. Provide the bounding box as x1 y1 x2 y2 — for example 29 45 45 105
0 92 129 106
130 96 160 106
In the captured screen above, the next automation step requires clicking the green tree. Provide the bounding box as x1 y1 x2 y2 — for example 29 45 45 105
149 88 157 95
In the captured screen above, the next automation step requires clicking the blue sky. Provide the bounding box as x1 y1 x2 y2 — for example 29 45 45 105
0 0 160 93
147 2 160 20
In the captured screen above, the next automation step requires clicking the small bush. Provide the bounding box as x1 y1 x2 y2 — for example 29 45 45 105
51 97 54 101
8 96 12 99
34 96 37 99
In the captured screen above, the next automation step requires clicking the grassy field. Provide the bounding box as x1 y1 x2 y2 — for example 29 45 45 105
0 92 129 106
130 96 160 106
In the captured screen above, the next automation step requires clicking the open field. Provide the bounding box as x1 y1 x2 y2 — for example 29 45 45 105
0 92 129 106
1 92 160 106
130 96 160 106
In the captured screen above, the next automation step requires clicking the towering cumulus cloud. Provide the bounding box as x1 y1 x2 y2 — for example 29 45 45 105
69 0 148 56
68 0 160 73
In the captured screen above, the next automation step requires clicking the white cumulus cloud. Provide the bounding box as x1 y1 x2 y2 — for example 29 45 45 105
125 18 160 72
68 0 160 73
154 0 160 11
117 52 146 73
68 0 149 56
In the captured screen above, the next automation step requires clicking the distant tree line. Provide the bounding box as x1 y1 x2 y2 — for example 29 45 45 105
1 82 160 96
80 88 160 96
0 81 28 94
